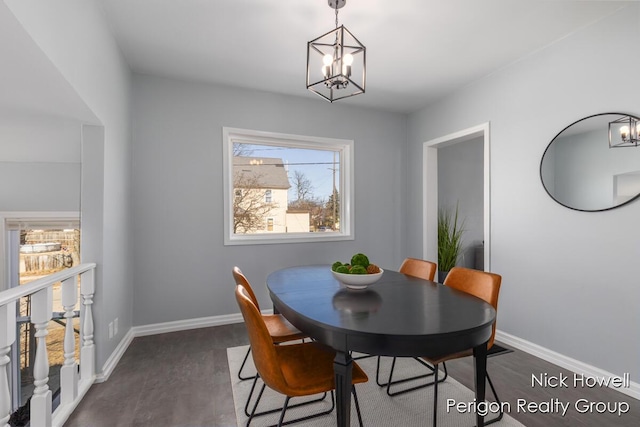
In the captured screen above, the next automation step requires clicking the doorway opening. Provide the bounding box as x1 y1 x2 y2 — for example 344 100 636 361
422 123 491 272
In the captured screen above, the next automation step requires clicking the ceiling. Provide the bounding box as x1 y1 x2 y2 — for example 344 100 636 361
0 1 631 119
98 0 629 113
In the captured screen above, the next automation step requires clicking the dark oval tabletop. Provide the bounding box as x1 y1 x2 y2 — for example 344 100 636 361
267 265 496 359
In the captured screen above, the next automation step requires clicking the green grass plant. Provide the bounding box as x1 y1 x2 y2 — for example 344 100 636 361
438 203 465 272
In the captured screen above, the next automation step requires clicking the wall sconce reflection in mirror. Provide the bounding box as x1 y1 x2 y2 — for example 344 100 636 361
609 115 640 148
541 113 640 212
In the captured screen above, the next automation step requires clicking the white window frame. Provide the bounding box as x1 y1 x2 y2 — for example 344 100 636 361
222 127 354 245
1 211 81 291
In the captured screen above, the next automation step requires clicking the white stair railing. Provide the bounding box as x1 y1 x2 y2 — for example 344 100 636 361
0 263 96 427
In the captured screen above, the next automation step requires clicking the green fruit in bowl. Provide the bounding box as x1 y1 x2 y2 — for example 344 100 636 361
350 253 370 268
335 265 350 274
331 261 343 272
350 265 367 274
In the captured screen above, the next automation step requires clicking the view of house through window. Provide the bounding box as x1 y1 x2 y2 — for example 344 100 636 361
223 128 353 245
233 142 341 234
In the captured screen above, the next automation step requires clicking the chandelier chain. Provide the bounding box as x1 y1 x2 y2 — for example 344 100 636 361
333 4 340 51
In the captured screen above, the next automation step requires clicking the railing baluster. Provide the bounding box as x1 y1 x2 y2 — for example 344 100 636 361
1 304 17 427
60 276 78 405
30 287 53 427
80 269 95 382
0 263 96 426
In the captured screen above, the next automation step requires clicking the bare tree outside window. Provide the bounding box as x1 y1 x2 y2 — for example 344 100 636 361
291 170 314 203
233 143 254 157
233 170 279 233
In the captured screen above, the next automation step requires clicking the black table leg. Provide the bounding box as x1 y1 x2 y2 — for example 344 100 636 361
333 350 353 427
473 342 488 427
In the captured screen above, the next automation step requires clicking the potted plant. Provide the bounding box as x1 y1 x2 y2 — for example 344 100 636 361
437 203 465 282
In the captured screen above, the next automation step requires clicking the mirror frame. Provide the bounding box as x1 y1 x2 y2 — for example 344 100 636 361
540 112 640 212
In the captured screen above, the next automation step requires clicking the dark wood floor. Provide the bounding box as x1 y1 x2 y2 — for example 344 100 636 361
65 324 639 426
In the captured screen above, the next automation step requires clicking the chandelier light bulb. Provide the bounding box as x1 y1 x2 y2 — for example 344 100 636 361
323 54 334 66
343 53 354 65
620 125 629 140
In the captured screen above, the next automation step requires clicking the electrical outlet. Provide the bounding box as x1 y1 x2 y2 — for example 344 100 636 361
114 318 119 336
108 322 114 339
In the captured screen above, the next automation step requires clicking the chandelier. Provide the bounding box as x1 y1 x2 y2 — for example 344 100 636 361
609 115 640 148
306 0 366 102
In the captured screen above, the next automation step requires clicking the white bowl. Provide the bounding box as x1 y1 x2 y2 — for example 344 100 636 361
331 268 384 289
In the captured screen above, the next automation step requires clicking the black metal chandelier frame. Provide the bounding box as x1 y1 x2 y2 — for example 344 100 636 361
306 0 366 103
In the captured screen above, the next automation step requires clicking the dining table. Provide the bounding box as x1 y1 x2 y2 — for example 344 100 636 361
266 264 497 427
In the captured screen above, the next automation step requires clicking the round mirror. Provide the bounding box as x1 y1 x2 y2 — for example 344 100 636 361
540 113 640 212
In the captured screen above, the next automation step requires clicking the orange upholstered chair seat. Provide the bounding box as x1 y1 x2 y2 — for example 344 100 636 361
263 315 305 343
272 342 367 397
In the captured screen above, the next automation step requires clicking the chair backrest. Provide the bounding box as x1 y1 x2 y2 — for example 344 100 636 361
235 284 289 394
443 266 502 348
399 257 437 282
233 266 260 310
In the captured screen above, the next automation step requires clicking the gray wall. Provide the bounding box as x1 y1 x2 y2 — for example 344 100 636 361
0 117 81 212
407 5 640 380
437 137 484 269
7 0 134 370
0 162 80 211
131 75 407 326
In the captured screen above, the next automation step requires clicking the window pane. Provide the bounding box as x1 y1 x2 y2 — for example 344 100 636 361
223 128 353 245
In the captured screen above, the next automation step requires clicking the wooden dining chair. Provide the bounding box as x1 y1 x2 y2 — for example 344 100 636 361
375 258 442 392
232 266 306 381
235 284 368 427
407 267 503 427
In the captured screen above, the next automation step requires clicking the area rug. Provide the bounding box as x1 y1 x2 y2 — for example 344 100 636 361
228 345 525 427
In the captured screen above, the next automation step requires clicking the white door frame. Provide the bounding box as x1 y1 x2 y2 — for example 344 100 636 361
422 122 491 271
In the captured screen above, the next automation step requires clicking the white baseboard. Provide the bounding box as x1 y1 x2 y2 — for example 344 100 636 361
496 330 640 401
95 327 135 383
131 312 244 337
